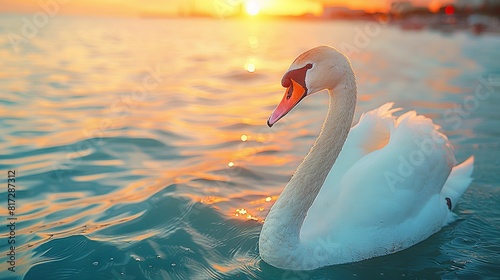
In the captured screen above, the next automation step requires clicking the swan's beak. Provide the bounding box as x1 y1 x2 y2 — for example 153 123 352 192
267 79 307 127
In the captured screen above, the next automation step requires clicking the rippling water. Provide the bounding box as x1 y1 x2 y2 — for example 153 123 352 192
0 15 499 279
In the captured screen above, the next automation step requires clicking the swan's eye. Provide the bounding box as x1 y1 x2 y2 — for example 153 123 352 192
306 63 313 69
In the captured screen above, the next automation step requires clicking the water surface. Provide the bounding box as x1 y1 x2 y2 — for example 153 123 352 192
0 15 499 279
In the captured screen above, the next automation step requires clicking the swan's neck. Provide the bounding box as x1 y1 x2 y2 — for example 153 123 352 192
259 73 357 267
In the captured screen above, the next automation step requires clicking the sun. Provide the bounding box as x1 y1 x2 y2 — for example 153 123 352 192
245 1 260 16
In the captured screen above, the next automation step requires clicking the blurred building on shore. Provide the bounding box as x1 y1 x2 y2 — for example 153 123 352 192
387 0 500 34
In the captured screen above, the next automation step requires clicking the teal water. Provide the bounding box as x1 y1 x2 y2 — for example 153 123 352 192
0 15 499 279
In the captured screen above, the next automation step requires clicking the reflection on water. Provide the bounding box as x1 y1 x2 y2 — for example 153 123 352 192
0 15 499 279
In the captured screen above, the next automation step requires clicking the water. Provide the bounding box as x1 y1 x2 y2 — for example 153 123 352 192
0 15 499 279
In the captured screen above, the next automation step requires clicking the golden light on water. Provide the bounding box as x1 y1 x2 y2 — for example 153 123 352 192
236 208 247 215
245 57 257 73
248 36 259 49
245 63 256 73
233 195 279 221
235 208 258 220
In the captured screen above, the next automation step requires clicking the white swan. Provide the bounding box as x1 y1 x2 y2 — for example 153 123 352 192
259 46 474 270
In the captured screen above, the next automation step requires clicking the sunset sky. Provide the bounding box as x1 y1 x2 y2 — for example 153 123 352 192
0 0 450 16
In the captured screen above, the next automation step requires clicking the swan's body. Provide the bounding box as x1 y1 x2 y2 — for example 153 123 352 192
259 46 474 270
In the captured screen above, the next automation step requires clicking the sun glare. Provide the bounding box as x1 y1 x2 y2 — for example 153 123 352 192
245 1 260 16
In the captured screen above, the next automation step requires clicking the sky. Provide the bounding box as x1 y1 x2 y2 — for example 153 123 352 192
0 0 451 17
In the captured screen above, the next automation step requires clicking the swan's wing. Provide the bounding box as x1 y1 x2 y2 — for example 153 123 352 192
319 103 400 194
302 103 399 234
337 102 400 171
302 106 456 239
334 110 455 225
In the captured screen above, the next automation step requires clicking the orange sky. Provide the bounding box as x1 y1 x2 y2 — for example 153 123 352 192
0 0 450 16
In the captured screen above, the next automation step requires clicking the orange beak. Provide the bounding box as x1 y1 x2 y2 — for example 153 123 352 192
267 79 307 127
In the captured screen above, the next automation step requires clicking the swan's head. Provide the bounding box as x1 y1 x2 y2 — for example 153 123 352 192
267 46 351 127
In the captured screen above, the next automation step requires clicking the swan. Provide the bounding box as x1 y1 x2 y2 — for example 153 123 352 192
259 46 474 270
